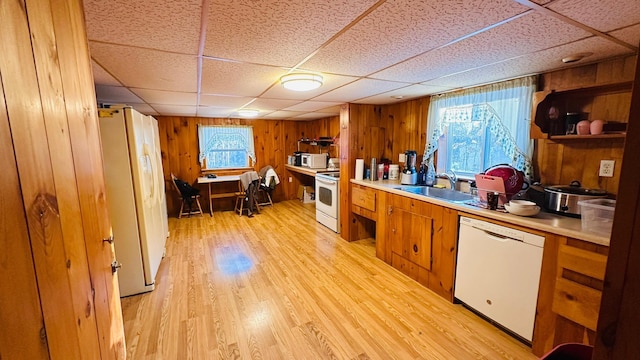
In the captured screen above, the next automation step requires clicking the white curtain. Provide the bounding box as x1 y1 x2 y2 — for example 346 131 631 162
423 75 536 178
198 125 256 167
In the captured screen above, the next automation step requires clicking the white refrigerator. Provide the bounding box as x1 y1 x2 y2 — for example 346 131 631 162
99 106 169 297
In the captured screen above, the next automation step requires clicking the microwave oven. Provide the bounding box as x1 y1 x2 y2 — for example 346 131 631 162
301 153 327 169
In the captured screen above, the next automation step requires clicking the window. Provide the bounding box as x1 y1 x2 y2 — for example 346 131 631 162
424 76 536 179
198 125 255 169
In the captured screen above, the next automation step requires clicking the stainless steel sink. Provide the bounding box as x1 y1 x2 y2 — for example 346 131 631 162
392 185 474 202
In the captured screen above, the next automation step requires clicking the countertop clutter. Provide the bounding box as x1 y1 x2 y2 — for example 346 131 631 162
351 178 610 247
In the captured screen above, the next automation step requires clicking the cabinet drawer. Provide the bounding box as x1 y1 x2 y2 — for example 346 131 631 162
352 186 376 212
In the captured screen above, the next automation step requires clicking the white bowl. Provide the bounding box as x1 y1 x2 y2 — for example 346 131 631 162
504 203 540 217
508 200 538 211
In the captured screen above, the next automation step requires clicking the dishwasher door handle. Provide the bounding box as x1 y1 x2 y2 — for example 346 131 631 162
482 229 520 243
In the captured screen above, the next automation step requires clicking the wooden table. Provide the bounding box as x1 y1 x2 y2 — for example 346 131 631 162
197 175 241 216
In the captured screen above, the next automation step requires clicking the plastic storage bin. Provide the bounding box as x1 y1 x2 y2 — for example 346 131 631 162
578 199 616 235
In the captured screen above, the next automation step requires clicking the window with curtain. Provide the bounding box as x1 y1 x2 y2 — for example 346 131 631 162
198 125 256 169
424 76 536 180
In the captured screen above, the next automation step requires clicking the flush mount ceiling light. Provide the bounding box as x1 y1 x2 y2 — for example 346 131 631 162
280 73 323 91
562 52 593 64
238 109 259 117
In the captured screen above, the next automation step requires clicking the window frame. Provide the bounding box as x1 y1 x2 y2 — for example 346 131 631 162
197 125 256 171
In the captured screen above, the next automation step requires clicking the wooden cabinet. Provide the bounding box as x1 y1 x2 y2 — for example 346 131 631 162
389 199 433 271
532 235 608 356
386 193 459 301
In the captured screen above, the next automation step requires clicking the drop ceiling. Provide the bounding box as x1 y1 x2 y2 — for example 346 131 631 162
84 0 640 120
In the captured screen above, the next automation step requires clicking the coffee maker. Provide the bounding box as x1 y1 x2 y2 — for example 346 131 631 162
401 150 418 185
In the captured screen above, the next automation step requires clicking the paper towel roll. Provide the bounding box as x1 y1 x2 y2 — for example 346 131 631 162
355 159 364 180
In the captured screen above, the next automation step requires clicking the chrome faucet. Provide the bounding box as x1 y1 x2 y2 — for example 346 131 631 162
437 170 457 190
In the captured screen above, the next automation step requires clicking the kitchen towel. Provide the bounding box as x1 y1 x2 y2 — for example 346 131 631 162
355 159 364 180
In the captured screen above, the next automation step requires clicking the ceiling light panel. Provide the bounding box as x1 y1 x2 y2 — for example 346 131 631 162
302 0 529 76
547 0 640 32
200 58 287 97
90 42 197 92
371 11 592 83
262 73 357 100
204 0 380 66
83 0 202 54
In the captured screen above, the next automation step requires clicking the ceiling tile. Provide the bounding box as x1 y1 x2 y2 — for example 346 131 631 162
199 94 254 108
249 98 301 112
424 36 633 89
95 85 143 104
83 0 201 54
201 58 287 96
196 106 234 118
130 103 159 116
284 101 344 112
261 110 308 119
90 42 197 92
354 84 453 104
131 89 197 106
547 0 640 33
302 0 529 76
608 24 640 48
291 112 340 120
92 61 121 86
151 104 197 117
204 0 380 66
312 78 409 102
371 11 592 83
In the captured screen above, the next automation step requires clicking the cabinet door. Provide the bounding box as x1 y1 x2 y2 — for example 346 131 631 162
389 196 433 271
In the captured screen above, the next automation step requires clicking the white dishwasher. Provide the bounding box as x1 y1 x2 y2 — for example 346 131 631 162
454 216 544 342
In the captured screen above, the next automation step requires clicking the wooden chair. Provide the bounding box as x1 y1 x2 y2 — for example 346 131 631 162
256 176 274 207
171 173 204 218
234 171 261 217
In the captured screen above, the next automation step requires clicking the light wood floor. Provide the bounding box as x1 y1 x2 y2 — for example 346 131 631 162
121 200 537 359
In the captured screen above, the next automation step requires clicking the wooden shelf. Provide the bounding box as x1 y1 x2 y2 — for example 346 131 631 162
549 133 626 140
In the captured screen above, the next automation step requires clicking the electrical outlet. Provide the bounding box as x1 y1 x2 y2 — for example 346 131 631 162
399 153 406 163
599 160 615 177
288 176 292 183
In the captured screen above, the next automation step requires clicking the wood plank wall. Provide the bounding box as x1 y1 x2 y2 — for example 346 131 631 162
339 98 430 241
0 0 126 358
157 116 340 215
534 55 636 195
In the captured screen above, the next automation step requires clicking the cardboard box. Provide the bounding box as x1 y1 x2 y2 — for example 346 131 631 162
297 185 315 203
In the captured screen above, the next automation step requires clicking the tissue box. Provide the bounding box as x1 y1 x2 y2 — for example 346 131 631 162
578 199 616 235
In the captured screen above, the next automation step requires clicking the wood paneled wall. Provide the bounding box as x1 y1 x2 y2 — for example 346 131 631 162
339 98 430 241
157 116 340 215
0 0 125 358
534 55 636 195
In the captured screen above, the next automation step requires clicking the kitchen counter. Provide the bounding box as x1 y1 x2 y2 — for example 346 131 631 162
285 164 336 176
351 178 610 246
